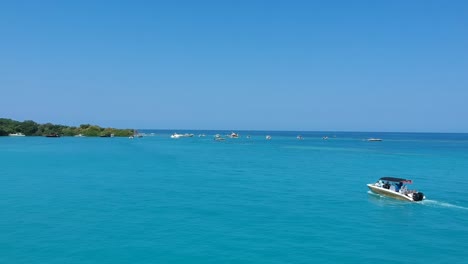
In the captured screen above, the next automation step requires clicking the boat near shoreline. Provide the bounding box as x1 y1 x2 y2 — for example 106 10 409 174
9 133 25 137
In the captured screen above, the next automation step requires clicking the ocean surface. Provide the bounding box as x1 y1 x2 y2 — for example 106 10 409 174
1 131 467 263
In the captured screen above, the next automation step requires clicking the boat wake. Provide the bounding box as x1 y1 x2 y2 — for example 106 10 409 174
420 199 468 211
368 191 468 210
367 190 381 197
367 191 406 206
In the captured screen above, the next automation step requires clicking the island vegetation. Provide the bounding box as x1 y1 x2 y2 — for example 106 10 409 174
0 118 134 137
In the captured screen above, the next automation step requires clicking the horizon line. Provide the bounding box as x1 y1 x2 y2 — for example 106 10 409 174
136 128 468 134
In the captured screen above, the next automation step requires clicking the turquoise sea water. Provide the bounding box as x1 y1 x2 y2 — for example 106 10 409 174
1 131 467 263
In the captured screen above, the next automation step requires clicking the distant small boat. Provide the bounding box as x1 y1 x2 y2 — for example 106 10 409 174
266 135 272 140
99 134 111 138
133 130 143 138
214 134 225 141
198 134 206 137
367 138 383 142
129 135 134 139
323 136 328 140
297 135 304 140
45 133 60 138
171 133 184 139
74 134 85 137
9 132 25 137
246 135 251 139
229 132 239 138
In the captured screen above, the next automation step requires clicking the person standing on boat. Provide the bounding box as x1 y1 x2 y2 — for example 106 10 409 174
400 184 407 194
396 182 403 192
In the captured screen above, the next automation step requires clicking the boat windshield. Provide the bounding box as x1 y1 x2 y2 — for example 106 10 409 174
379 177 412 184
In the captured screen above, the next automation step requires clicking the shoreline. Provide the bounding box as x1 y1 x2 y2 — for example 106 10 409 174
0 118 134 137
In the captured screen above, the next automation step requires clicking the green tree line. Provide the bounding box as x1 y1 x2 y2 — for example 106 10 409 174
0 118 134 137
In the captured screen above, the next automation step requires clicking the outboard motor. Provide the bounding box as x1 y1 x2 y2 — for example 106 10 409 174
412 192 424 201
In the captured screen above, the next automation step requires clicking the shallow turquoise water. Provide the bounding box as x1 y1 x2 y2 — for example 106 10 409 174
1 132 467 263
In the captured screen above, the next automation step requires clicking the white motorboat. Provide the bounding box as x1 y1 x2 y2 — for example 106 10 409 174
297 135 304 140
74 134 85 137
9 132 25 136
214 134 225 141
171 133 194 139
266 135 272 140
367 177 425 202
229 132 239 138
170 133 184 139
367 138 382 142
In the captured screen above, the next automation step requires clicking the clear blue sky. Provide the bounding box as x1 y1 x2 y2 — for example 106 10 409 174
1 0 467 132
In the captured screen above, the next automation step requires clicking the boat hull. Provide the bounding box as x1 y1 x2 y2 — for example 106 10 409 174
367 184 415 202
9 133 25 136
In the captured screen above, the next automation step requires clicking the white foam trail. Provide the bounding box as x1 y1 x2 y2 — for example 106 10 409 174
420 199 468 211
368 191 468 210
367 190 389 199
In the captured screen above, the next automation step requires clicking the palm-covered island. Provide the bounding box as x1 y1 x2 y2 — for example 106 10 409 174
0 118 134 137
